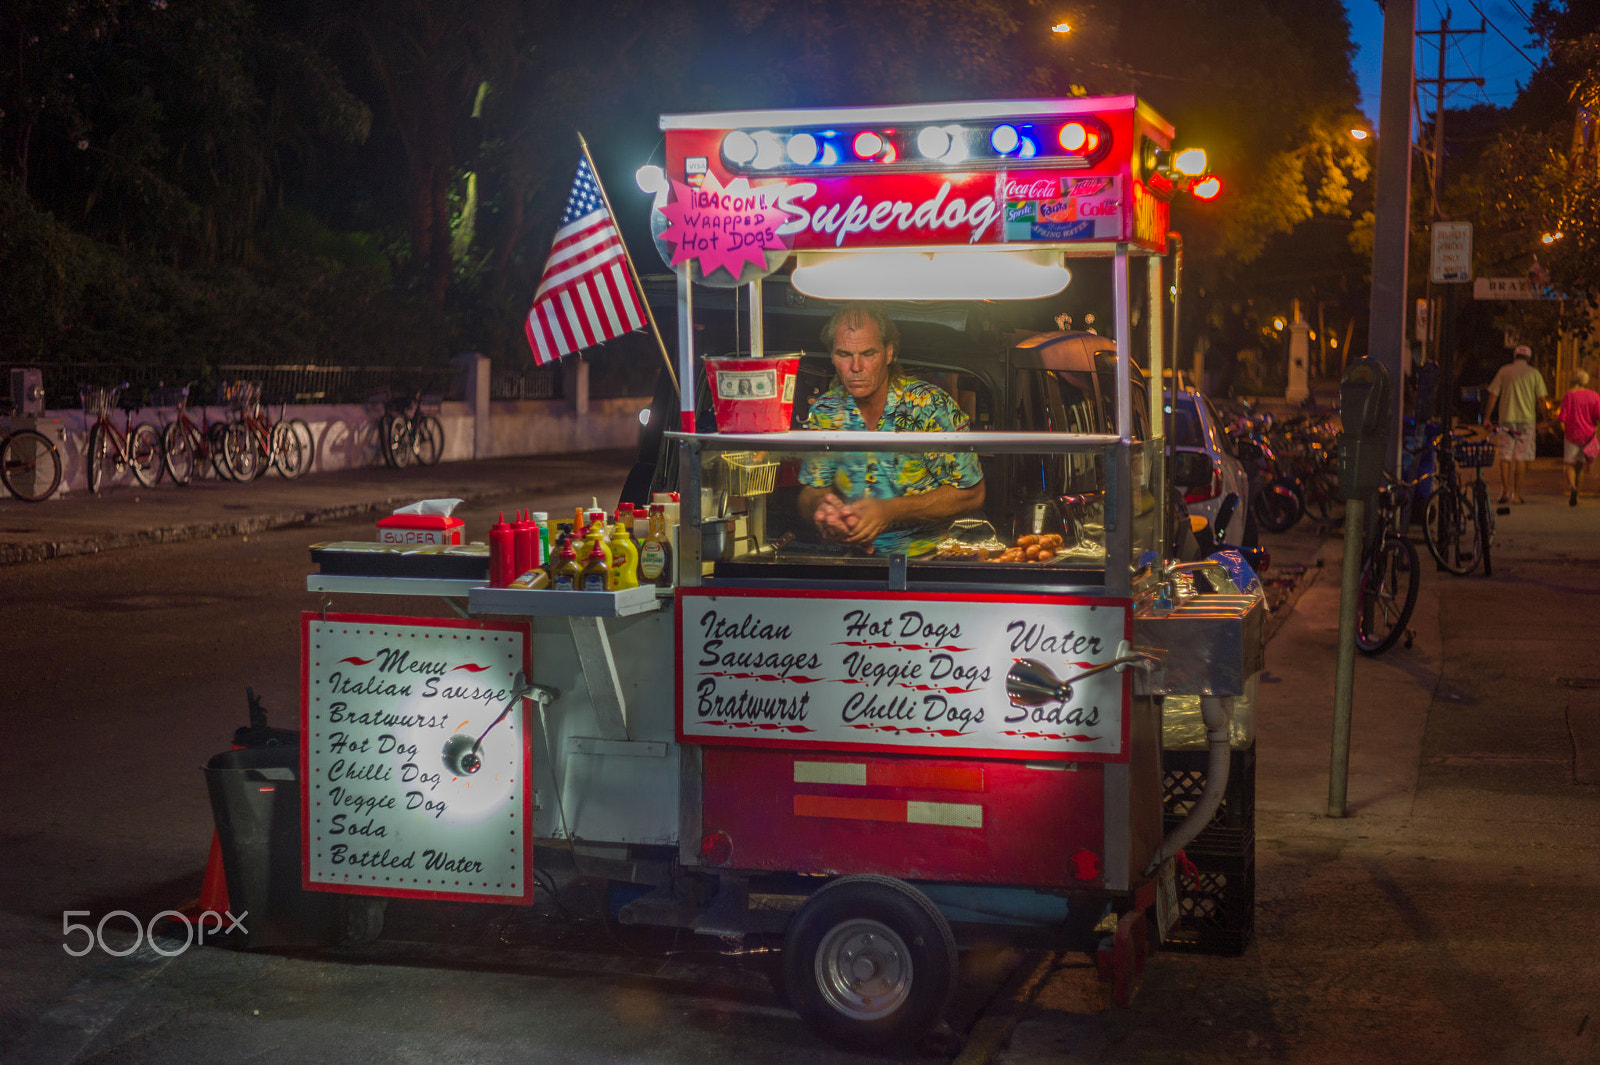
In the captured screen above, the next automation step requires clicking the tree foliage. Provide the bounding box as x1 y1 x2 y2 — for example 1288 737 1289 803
0 0 1369 383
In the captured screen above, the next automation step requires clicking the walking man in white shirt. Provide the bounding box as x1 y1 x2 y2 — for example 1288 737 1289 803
1484 344 1549 504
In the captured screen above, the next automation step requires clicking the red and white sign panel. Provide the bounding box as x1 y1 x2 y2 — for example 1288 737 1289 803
676 589 1132 761
301 613 535 904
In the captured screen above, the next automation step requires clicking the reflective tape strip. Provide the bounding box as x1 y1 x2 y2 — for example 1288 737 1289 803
793 794 984 828
794 794 903 822
906 801 983 828
866 764 985 791
793 762 867 786
792 761 984 791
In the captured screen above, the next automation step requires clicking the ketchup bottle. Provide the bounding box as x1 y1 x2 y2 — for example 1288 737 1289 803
512 509 537 577
489 512 516 588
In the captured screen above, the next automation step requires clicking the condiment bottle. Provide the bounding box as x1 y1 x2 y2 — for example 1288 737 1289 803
579 540 610 591
639 503 673 588
586 499 607 534
581 521 613 568
550 540 583 590
530 511 550 566
512 509 537 576
608 517 640 590
489 512 516 588
573 506 587 538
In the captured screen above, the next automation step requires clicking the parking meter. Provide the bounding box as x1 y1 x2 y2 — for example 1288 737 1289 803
1337 356 1392 497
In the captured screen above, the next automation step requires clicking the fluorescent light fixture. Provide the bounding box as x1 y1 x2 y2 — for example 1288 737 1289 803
790 249 1071 301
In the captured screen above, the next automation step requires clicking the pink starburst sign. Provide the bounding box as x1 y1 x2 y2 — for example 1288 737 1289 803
656 173 791 280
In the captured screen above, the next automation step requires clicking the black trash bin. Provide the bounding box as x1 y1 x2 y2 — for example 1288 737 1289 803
204 746 342 948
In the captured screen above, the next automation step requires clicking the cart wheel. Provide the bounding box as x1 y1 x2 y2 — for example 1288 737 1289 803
782 874 957 1050
340 895 387 944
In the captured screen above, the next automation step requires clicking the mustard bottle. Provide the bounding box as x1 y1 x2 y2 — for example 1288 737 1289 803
608 519 640 590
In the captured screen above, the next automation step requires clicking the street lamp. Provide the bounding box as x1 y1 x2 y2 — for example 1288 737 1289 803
1051 21 1072 34
1541 231 1564 244
1350 128 1370 141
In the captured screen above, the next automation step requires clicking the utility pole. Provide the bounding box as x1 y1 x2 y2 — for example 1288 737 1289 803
1416 12 1485 431
1367 0 1416 474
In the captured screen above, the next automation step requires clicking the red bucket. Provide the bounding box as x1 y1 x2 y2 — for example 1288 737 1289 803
705 356 800 433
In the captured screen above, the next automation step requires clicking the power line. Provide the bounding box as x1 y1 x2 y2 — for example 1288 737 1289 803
1463 0 1540 69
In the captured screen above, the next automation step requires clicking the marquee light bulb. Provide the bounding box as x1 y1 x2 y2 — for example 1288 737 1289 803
853 130 884 159
722 130 757 165
1192 175 1222 200
1058 123 1088 151
917 126 951 160
634 164 665 194
990 124 1020 154
786 132 819 165
752 131 784 169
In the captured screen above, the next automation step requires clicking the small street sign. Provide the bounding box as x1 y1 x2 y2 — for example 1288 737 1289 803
1430 222 1473 283
1473 277 1563 301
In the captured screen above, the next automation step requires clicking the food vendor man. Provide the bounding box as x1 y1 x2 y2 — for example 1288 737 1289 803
797 303 985 555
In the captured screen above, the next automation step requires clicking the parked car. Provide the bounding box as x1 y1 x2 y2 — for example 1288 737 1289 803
1166 379 1251 545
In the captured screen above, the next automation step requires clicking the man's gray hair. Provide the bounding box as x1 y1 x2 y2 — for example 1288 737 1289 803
1572 369 1591 387
821 302 901 351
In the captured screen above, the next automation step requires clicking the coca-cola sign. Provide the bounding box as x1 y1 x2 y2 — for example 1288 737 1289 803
762 172 1002 249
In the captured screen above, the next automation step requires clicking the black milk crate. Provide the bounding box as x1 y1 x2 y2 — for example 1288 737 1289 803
1163 856 1254 956
1162 743 1256 853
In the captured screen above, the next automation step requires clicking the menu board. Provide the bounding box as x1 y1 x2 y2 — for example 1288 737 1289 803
677 590 1131 761
300 613 534 903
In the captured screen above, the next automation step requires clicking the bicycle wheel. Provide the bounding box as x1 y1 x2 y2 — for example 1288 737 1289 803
0 429 63 502
1252 483 1304 533
1356 536 1420 655
130 423 164 487
412 414 443 466
222 421 261 481
289 418 316 477
1422 489 1479 575
269 421 306 478
382 412 414 468
163 421 195 485
87 424 116 494
206 422 235 481
1473 478 1493 578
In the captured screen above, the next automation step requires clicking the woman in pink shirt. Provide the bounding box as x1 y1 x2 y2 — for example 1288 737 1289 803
1558 369 1600 506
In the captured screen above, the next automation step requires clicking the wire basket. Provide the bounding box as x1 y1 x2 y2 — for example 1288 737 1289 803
79 385 121 417
1452 438 1497 469
219 380 261 412
721 452 779 496
149 384 190 409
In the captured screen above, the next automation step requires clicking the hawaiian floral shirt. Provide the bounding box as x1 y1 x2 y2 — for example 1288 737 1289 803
799 377 984 557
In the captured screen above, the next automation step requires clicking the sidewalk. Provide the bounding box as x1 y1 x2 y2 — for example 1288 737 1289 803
0 451 639 565
998 458 1600 1063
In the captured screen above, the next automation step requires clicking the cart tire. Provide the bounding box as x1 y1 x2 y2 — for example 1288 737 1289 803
782 874 957 1050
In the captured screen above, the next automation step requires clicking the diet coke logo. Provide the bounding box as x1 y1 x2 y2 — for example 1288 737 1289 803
1079 200 1120 218
1003 178 1059 201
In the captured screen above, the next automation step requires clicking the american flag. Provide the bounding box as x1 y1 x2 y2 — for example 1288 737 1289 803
524 157 646 366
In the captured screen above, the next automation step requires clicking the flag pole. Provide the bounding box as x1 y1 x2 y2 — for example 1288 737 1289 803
576 131 679 395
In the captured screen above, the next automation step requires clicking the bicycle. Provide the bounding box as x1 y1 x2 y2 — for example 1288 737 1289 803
218 381 314 482
82 383 164 493
1355 472 1421 656
379 390 444 468
1422 428 1495 577
157 381 232 485
0 400 64 502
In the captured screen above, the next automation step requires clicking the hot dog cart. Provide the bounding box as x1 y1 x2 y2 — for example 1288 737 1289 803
294 96 1264 1050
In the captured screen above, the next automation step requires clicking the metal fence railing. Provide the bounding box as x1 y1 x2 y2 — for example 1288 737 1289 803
491 365 563 401
4 363 464 410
